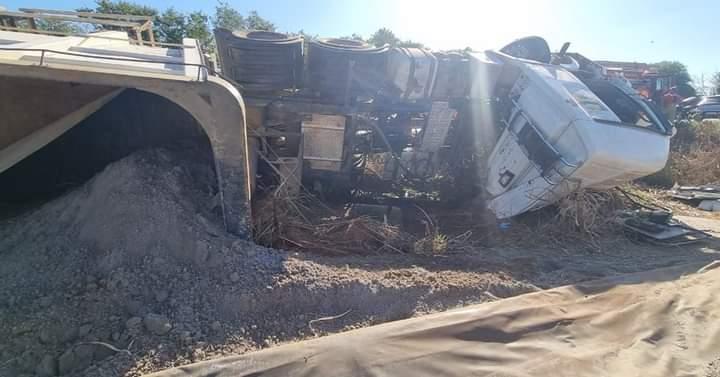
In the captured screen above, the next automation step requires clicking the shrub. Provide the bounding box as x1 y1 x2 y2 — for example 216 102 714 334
666 120 720 185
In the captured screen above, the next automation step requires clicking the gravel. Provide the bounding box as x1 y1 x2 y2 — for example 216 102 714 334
143 314 172 336
0 148 716 377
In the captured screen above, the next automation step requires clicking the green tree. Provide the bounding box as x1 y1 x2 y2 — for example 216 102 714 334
155 8 186 44
213 1 244 31
653 61 696 97
654 61 691 83
87 0 157 17
245 10 275 31
368 28 399 47
186 11 213 51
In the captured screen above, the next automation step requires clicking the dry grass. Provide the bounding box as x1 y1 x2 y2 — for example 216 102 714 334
484 189 628 252
551 189 625 238
668 120 720 185
253 186 636 255
253 190 455 255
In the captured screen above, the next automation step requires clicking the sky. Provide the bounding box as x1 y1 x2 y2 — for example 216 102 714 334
2 0 718 88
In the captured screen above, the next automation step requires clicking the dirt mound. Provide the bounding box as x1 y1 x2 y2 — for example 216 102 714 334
0 149 534 377
2 149 226 268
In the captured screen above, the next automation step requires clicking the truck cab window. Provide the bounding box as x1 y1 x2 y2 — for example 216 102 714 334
585 80 665 133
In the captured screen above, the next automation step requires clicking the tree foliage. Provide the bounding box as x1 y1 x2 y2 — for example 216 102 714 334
245 10 275 31
89 0 157 17
155 8 186 44
76 0 277 51
653 61 696 97
368 28 399 47
369 28 426 49
212 2 275 32
186 11 213 51
213 1 244 31
654 61 692 84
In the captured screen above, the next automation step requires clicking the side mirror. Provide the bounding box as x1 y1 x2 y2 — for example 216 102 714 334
670 125 677 137
559 42 570 56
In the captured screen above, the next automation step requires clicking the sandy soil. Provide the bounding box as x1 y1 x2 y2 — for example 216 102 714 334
1 149 718 377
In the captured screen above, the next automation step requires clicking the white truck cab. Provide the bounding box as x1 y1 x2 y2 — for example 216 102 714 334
472 40 672 218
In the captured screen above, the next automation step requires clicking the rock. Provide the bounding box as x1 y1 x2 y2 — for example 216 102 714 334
57 344 95 376
191 348 205 361
39 327 61 344
238 293 254 309
11 323 31 336
57 349 76 375
229 272 240 283
18 349 39 373
210 321 222 332
12 335 33 349
143 313 172 335
38 296 53 308
61 326 79 343
74 344 95 369
93 342 115 361
193 240 210 266
125 316 142 330
78 324 93 338
125 299 143 316
36 355 58 377
154 289 169 303
56 346 94 375
91 328 111 342
179 330 192 344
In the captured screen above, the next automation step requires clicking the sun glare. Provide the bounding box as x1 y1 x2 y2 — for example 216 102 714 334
391 0 550 51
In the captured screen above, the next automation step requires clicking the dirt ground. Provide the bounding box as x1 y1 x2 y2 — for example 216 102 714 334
1 149 718 377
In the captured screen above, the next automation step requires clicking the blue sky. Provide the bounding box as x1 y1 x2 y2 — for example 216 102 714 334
3 0 718 87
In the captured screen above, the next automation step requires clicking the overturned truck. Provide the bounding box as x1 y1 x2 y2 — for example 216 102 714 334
0 11 673 238
215 31 673 221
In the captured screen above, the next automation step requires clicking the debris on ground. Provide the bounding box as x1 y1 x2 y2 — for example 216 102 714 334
253 188 463 255
616 209 711 245
670 184 720 212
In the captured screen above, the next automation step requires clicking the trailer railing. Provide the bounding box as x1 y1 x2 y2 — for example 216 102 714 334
0 8 158 46
0 46 209 81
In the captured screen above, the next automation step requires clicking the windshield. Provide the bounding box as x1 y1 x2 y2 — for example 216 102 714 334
585 80 669 133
